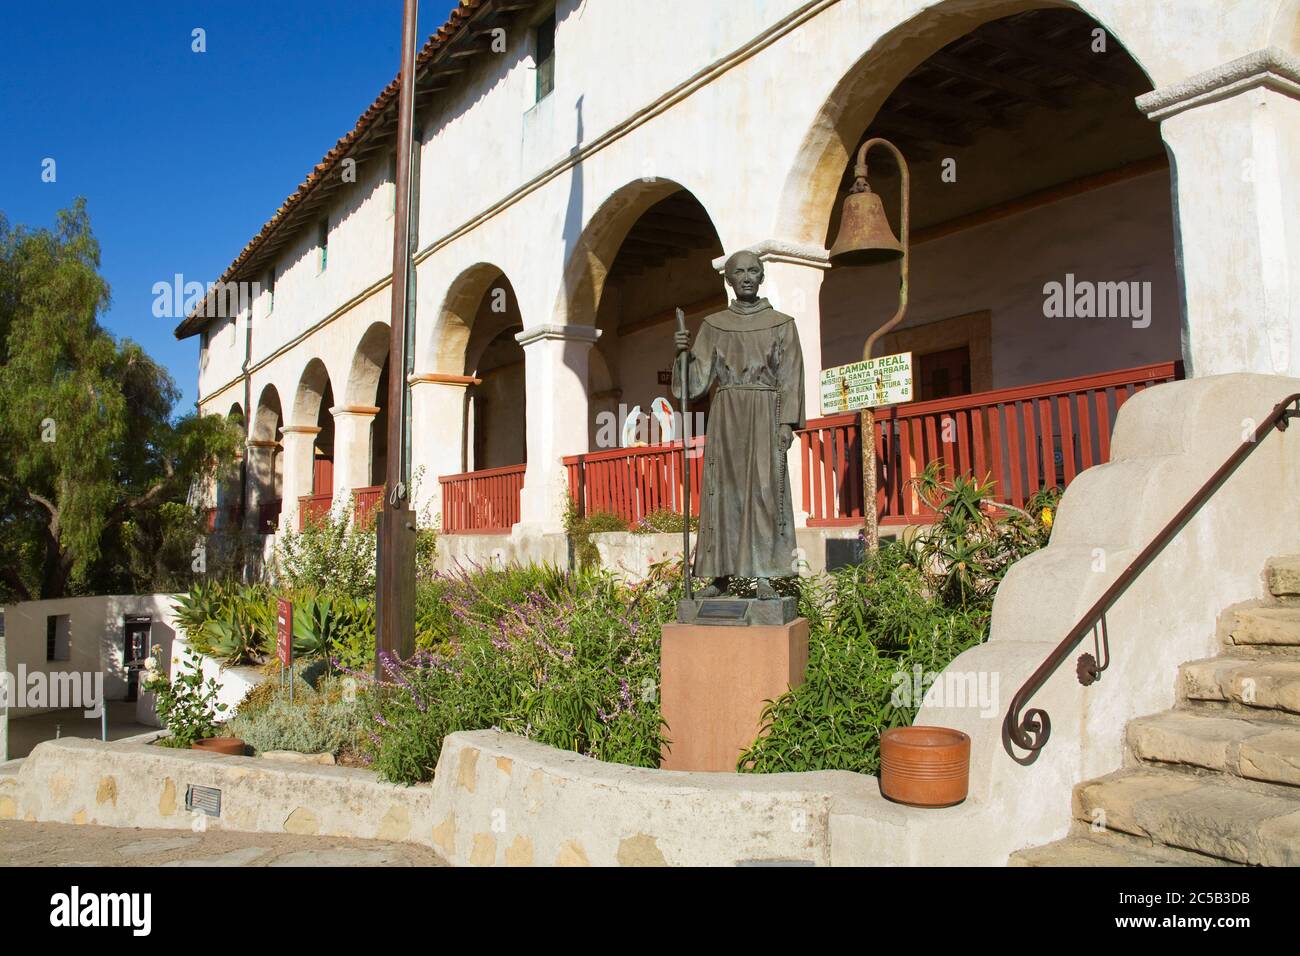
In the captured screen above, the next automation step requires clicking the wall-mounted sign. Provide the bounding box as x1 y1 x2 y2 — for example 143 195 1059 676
819 351 914 414
657 369 672 386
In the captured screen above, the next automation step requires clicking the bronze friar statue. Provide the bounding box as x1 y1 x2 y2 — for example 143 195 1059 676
673 250 805 603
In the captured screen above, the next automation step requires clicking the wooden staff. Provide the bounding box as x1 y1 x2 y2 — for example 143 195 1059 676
675 307 692 600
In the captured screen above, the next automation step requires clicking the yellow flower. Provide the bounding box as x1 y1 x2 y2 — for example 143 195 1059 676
1041 507 1054 529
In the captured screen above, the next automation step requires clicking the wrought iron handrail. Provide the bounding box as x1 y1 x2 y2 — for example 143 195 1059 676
1004 392 1300 757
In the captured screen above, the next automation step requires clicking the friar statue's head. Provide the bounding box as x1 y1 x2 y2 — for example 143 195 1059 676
723 250 764 303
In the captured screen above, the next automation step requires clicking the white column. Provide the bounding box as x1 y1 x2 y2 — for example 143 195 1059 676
407 373 476 521
716 240 830 530
515 323 601 533
330 405 378 513
1138 48 1300 377
277 425 320 532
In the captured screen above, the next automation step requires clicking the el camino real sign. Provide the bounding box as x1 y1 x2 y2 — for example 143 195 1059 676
819 351 914 414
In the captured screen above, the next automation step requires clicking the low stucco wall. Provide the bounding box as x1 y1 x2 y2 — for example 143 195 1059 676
436 525 876 580
0 730 873 866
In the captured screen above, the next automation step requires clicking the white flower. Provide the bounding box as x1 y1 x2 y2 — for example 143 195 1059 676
144 656 157 671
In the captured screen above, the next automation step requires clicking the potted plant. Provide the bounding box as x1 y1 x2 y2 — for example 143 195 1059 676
141 645 245 754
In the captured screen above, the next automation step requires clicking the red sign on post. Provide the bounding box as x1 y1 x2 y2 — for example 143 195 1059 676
276 598 293 668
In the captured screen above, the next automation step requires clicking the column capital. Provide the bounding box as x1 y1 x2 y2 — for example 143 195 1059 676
330 404 380 419
712 239 830 273
514 324 602 348
408 371 482 388
245 438 280 450
279 424 322 436
1136 46 1300 121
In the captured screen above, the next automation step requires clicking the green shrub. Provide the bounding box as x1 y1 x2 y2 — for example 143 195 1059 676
142 644 228 748
363 565 673 785
737 547 988 774
562 497 630 568
273 498 377 599
738 464 1055 774
228 670 366 756
630 509 698 535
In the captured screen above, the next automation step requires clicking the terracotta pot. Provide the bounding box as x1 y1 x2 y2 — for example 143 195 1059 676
880 726 970 808
191 736 247 756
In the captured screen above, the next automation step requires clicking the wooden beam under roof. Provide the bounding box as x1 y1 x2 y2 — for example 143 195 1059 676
873 108 974 147
636 216 716 241
631 225 718 247
973 22 1133 93
889 79 1011 126
924 51 1065 109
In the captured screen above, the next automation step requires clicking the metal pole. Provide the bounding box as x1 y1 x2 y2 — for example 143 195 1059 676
376 0 419 677
675 308 692 600
856 139 910 552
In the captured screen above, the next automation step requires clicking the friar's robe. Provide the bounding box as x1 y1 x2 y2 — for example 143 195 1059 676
672 297 805 580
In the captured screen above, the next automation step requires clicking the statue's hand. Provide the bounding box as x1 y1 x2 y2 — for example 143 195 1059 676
674 329 691 354
778 423 794 451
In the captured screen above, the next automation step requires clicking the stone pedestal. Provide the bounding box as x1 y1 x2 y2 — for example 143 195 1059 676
660 618 809 772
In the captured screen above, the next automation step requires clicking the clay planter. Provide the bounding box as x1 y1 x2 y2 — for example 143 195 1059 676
880 726 970 808
191 737 247 756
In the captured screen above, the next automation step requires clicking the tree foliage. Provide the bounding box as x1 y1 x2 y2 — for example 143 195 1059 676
0 200 241 600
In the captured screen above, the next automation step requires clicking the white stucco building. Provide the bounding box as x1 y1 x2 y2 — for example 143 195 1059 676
177 0 1299 567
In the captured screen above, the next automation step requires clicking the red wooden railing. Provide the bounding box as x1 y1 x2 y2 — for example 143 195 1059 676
440 463 526 533
353 485 384 530
297 493 333 530
801 360 1182 526
563 437 705 524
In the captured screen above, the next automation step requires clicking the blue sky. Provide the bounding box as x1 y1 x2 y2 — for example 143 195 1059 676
1 0 460 413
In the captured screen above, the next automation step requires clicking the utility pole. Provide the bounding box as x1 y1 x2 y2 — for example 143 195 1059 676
375 0 419 676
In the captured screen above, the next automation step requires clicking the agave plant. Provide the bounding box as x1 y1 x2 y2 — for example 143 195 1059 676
902 461 1059 608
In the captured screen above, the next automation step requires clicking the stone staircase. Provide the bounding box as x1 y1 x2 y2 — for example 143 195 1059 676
1011 556 1300 866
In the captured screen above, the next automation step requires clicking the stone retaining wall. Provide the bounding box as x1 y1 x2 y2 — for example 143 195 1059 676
0 730 885 866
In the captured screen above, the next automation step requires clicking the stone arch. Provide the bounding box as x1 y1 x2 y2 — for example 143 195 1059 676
774 0 1156 247
251 384 283 442
292 358 333 426
345 322 391 407
555 177 707 329
427 263 509 376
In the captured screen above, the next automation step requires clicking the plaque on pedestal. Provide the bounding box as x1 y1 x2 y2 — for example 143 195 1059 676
676 596 797 627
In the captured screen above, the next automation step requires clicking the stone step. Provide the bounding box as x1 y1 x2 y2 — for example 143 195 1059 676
1180 657 1300 716
1128 711 1300 787
1010 834 1227 867
1226 605 1300 647
1266 556 1300 600
1073 768 1300 866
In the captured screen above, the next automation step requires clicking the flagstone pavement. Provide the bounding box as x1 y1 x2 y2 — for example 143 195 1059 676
0 819 447 866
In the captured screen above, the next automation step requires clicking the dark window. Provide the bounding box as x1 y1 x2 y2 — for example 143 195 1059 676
318 219 329 272
535 12 555 102
46 615 70 662
266 269 275 313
